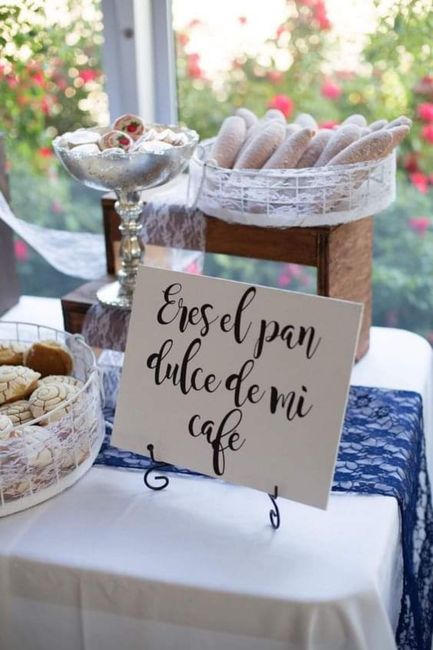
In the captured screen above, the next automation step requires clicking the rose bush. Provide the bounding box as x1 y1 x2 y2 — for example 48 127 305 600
176 0 433 341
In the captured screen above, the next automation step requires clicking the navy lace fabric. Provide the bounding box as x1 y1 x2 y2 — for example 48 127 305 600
96 385 433 650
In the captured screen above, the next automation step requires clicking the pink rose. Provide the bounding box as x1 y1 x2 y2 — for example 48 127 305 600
321 80 342 100
417 103 433 121
267 94 294 118
421 124 433 143
267 70 284 84
408 216 431 236
319 120 339 129
409 172 429 193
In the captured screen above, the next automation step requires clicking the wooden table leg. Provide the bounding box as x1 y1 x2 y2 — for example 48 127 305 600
316 218 373 361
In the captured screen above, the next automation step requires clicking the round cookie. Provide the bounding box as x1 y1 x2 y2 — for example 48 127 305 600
0 342 28 366
66 129 101 147
99 130 132 151
39 375 84 389
21 425 60 469
0 365 40 406
29 383 79 425
0 400 33 426
135 141 173 154
113 114 144 141
0 414 13 439
24 340 73 378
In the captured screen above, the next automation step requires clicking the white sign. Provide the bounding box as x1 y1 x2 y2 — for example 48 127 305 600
113 267 362 509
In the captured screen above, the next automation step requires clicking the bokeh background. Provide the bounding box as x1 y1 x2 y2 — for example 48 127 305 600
1 0 433 340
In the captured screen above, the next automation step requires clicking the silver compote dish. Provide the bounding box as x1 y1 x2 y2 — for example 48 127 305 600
53 123 199 309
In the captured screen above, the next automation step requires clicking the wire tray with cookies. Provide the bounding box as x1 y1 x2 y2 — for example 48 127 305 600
0 322 104 516
189 110 410 227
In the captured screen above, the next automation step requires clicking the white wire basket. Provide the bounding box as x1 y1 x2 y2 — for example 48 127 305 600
0 322 104 517
189 138 396 227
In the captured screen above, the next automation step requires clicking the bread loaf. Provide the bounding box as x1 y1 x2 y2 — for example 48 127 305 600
296 129 333 168
235 108 258 129
325 130 393 166
263 128 313 169
315 124 361 166
295 113 318 130
234 121 286 169
342 114 367 127
210 116 247 168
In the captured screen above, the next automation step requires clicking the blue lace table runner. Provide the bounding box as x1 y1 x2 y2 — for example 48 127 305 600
96 385 433 650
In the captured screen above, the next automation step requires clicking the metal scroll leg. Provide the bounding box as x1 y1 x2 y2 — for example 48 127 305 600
143 444 170 491
268 485 280 530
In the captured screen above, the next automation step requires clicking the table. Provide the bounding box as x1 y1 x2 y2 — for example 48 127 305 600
1 298 432 650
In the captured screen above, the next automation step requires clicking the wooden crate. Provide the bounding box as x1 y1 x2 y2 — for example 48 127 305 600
63 193 372 360
0 134 20 315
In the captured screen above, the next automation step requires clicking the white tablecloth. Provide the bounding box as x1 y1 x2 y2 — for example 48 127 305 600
1 301 432 650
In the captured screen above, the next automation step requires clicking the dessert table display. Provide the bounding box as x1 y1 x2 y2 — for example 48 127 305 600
0 304 432 650
1 108 431 650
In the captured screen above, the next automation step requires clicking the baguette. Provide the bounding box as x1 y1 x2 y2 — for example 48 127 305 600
210 116 247 168
234 121 286 169
369 119 387 131
295 113 318 130
386 116 412 129
325 130 393 166
342 114 367 127
235 107 258 129
263 128 313 169
265 109 286 122
315 124 361 166
296 129 333 168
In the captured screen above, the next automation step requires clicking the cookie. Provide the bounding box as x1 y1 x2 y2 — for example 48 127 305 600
0 342 28 366
70 143 100 155
135 141 173 154
66 129 101 147
0 400 33 426
21 425 59 469
24 340 74 378
263 128 313 169
98 130 132 151
210 116 247 168
39 375 84 389
0 414 13 439
112 114 144 140
0 366 40 406
296 129 333 168
234 120 286 169
29 383 79 425
315 124 362 166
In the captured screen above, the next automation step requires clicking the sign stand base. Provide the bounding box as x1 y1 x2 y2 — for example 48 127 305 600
143 443 281 530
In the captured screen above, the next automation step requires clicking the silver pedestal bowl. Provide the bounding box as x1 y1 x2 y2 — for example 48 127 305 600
53 125 199 309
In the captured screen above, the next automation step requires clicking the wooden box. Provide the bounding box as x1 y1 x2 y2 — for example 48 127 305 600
0 134 20 315
62 194 372 361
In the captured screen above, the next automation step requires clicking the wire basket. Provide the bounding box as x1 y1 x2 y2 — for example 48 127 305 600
189 139 396 227
0 322 104 516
